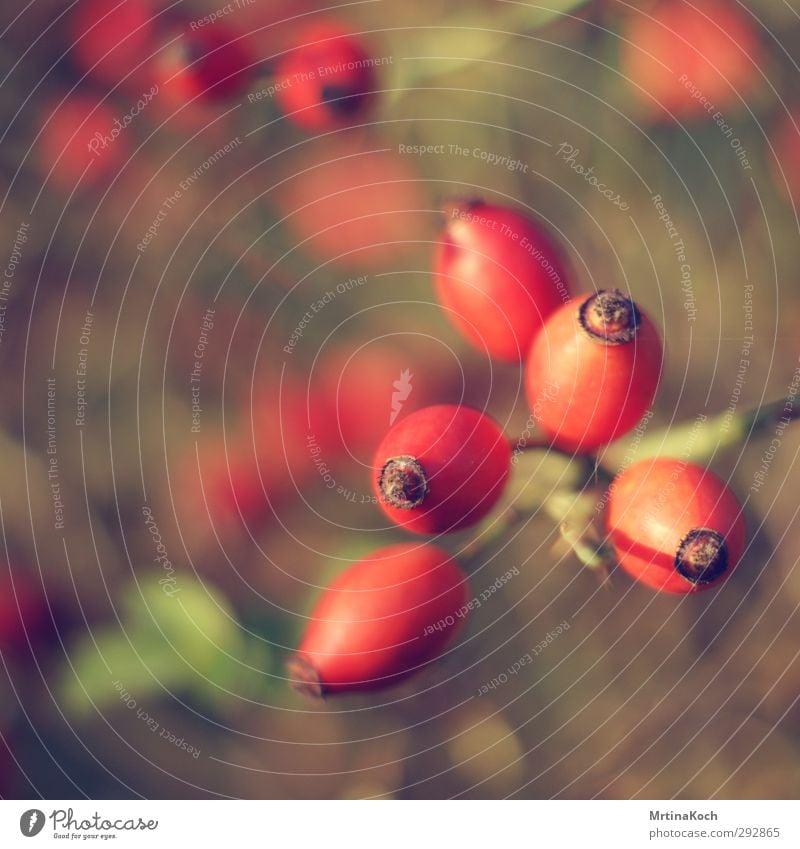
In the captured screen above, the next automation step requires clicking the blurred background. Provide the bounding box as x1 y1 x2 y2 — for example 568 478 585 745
1 0 799 799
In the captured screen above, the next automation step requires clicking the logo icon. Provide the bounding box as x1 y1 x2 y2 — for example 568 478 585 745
390 369 413 425
20 809 45 837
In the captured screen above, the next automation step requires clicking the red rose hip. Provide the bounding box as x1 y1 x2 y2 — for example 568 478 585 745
621 0 761 120
38 94 128 189
153 21 254 104
275 138 424 269
434 200 570 362
373 405 510 534
70 0 155 90
770 109 800 203
606 458 746 593
525 289 662 452
275 24 376 131
288 543 468 696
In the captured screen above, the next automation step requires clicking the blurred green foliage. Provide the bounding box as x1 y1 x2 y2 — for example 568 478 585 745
0 0 799 800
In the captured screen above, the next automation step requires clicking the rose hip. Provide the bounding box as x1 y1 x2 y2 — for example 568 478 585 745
525 289 662 452
288 543 468 696
606 458 746 593
274 136 424 269
275 24 376 131
621 0 761 120
38 94 128 189
153 21 253 105
434 200 570 362
70 0 155 90
373 405 510 534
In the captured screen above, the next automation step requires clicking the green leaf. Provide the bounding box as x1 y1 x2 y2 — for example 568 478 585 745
57 628 188 718
58 575 256 717
389 0 592 89
121 574 242 668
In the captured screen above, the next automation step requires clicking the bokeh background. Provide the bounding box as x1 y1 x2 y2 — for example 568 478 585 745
1 0 799 799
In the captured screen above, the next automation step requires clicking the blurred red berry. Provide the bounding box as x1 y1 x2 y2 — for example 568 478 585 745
373 405 510 534
288 542 468 696
606 459 746 593
69 0 155 90
250 375 310 494
37 94 127 189
274 137 425 269
180 441 271 533
153 21 254 106
434 200 570 362
307 341 448 470
525 289 662 453
275 24 376 131
0 570 48 658
771 110 800 203
621 0 761 120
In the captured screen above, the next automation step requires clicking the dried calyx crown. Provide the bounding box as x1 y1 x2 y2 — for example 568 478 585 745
378 455 430 509
321 85 366 115
578 288 641 345
674 527 729 585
